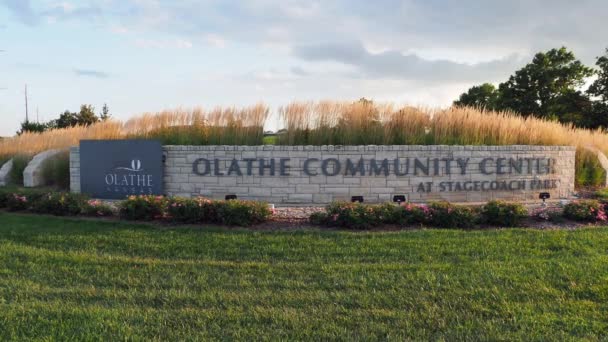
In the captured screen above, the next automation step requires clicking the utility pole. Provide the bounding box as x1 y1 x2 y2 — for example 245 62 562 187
24 84 29 123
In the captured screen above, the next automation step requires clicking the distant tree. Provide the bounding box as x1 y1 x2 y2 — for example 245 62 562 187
100 103 110 121
76 104 99 126
17 120 47 135
50 110 79 129
497 47 594 122
587 49 608 128
453 83 500 110
589 49 608 103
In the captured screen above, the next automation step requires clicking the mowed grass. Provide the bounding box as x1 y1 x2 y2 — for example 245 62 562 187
1 213 608 340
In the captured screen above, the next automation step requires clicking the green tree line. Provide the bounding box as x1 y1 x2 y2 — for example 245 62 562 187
454 47 608 129
19 103 110 135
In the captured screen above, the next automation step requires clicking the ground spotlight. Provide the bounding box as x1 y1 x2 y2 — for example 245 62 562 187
393 195 406 203
351 196 364 203
539 192 550 206
225 194 237 200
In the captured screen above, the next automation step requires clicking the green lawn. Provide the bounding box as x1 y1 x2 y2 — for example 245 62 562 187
1 213 608 340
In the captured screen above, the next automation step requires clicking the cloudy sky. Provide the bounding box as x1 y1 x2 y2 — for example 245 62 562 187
0 0 606 136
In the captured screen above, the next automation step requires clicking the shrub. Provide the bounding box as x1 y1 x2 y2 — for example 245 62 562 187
40 151 70 189
397 202 430 225
216 200 272 226
563 200 607 222
31 192 87 216
372 202 402 224
480 200 528 227
309 211 330 225
0 190 10 208
321 201 382 229
118 195 168 221
575 149 606 188
311 201 481 229
1 188 48 211
426 202 478 228
81 199 115 217
166 197 218 223
593 188 608 200
165 197 271 226
9 154 32 186
6 193 30 211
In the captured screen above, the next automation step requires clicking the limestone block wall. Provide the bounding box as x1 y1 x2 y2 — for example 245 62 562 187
23 149 62 187
72 145 575 204
0 159 13 186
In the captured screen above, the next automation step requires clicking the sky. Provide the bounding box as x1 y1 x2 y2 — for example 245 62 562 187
0 0 607 136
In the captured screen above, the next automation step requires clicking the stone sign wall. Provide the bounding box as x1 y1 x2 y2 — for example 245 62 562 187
71 145 575 204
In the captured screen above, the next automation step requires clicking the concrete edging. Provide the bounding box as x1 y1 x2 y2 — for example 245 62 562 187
0 159 13 186
23 149 63 187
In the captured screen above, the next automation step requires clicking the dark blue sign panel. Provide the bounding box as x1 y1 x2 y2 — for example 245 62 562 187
80 140 163 199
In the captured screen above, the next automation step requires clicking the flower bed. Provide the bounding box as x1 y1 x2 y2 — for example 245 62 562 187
308 200 597 229
0 189 272 226
2 187 608 228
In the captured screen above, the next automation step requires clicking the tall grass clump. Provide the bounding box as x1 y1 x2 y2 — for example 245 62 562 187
0 120 123 158
278 100 430 145
0 104 269 159
124 104 269 145
9 154 32 186
40 150 71 189
431 107 608 187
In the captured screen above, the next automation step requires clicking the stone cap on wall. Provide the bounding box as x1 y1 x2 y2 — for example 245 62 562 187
161 145 577 151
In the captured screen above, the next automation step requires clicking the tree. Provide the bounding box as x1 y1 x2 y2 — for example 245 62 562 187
588 48 608 103
587 49 608 128
17 120 47 135
453 83 500 110
76 104 99 126
497 47 594 122
50 110 79 129
100 103 110 121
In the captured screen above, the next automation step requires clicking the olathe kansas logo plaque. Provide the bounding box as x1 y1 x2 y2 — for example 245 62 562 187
80 140 164 199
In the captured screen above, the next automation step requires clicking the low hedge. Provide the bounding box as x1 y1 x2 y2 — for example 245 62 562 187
165 197 271 226
118 195 272 226
118 195 168 221
480 200 528 227
563 200 607 222
31 192 87 216
0 189 272 226
4 187 608 227
311 200 531 229
311 201 481 229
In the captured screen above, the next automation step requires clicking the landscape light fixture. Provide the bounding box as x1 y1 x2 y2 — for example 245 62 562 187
539 192 550 207
393 195 406 203
351 196 364 203
225 194 237 200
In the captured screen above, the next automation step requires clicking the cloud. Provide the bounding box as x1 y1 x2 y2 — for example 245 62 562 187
1 0 39 25
134 38 193 49
41 2 102 22
294 41 523 83
74 68 109 78
204 34 226 48
290 66 310 77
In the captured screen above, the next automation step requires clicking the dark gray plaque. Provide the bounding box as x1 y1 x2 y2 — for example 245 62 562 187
80 140 163 199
